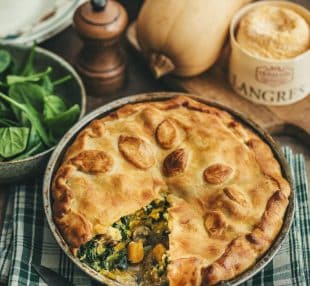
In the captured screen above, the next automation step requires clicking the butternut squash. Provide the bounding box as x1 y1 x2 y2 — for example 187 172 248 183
137 0 251 78
128 240 144 263
152 243 166 263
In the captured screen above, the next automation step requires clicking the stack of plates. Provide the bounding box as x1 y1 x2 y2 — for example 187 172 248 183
0 0 83 45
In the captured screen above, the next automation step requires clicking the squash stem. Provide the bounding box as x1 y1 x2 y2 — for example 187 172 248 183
149 53 175 78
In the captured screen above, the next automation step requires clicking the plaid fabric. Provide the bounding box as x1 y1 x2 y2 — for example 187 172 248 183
0 147 309 286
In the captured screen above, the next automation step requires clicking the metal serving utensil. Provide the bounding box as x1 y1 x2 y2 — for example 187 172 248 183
32 262 75 286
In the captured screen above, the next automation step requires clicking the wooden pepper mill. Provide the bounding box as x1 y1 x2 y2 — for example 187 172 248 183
73 0 128 96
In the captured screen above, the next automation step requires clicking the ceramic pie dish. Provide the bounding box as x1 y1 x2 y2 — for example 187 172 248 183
43 93 294 286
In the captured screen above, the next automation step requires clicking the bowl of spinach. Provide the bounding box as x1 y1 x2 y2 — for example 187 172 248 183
0 44 86 183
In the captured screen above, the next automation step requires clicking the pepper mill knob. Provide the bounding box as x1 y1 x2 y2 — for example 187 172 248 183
73 0 128 96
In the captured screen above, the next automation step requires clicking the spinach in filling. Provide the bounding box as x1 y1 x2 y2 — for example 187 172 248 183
77 197 170 285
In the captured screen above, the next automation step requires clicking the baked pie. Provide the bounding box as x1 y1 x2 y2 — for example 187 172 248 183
52 96 291 285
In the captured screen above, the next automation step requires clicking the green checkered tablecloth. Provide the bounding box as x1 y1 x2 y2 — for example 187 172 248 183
0 147 309 286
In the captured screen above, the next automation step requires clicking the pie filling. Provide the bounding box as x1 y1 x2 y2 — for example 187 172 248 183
77 197 170 285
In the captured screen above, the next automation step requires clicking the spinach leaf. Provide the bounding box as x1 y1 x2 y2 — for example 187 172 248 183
41 74 72 95
12 126 44 160
27 126 41 147
0 92 50 146
52 75 72 86
0 127 29 159
13 141 44 160
41 74 54 93
0 118 18 127
0 101 12 118
8 84 44 126
7 66 52 85
26 126 44 154
45 104 80 140
9 83 45 113
0 50 11 73
21 43 36 76
43 95 66 119
11 83 45 110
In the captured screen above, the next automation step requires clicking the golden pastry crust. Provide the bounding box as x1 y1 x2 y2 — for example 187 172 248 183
52 95 291 285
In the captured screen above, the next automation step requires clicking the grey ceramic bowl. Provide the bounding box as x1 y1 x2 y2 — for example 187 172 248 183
0 45 86 184
43 92 294 286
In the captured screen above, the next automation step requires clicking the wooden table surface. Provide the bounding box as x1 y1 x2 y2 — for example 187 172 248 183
0 0 309 284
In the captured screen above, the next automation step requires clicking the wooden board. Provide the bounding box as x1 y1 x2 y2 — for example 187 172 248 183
127 23 310 145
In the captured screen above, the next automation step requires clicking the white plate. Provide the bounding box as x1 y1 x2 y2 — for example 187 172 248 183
0 0 83 45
